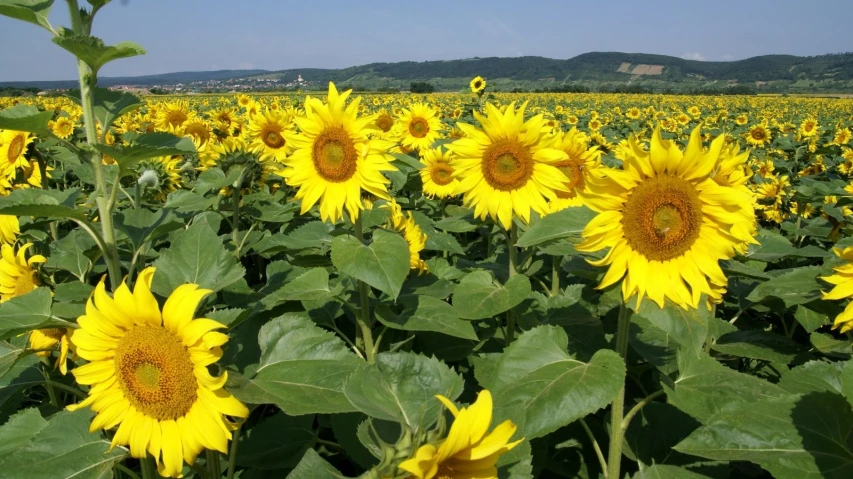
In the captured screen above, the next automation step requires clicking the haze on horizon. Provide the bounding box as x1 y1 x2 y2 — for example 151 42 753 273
1 0 851 82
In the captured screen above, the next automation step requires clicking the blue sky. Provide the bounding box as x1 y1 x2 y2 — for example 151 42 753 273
1 0 851 81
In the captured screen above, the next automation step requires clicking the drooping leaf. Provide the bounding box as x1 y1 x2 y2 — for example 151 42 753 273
331 230 410 300
485 326 625 439
746 266 824 307
66 87 143 132
151 219 245 295
230 314 361 415
0 0 54 31
46 228 97 281
375 295 477 340
452 271 531 320
94 132 196 175
0 288 69 341
635 299 711 356
515 206 596 247
114 208 183 251
344 352 463 432
711 329 804 363
261 268 339 309
0 103 54 136
0 188 87 222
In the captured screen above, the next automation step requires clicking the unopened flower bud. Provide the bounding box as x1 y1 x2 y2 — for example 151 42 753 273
138 169 159 187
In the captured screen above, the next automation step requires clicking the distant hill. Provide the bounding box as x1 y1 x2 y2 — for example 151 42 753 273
3 52 853 93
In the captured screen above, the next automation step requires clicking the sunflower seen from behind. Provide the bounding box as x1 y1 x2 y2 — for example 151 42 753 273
577 127 755 309
281 82 396 223
447 102 569 229
68 267 249 478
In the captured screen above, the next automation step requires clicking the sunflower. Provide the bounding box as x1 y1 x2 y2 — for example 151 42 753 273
625 107 641 120
746 124 771 147
419 147 459 199
548 128 602 212
137 156 184 201
28 328 73 374
281 82 396 223
1 129 33 179
470 76 486 94
67 268 249 478
833 127 851 146
245 108 294 161
383 199 428 274
799 117 819 138
447 102 569 229
179 117 214 152
155 101 192 131
374 110 396 134
396 102 443 151
398 390 522 479
0 242 46 302
821 246 853 333
49 116 76 139
735 114 748 126
0 215 18 244
210 107 237 135
577 127 755 309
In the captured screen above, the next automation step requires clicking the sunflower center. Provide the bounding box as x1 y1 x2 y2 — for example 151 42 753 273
312 126 358 183
14 270 38 297
554 159 583 199
7 135 24 164
482 139 533 191
751 129 766 140
430 163 455 186
115 325 197 420
621 175 703 261
474 81 483 89
58 121 72 135
409 118 429 138
262 128 286 149
39 328 65 341
376 114 394 132
185 123 210 145
166 111 187 128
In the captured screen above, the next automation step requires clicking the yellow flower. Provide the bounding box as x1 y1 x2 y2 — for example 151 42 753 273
245 107 294 161
282 82 396 223
821 246 853 333
833 127 851 146
548 128 602 212
0 215 19 244
0 242 46 302
447 102 569 229
397 102 443 151
469 76 486 94
68 267 249 478
28 328 74 375
155 101 192 131
383 199 428 274
1 129 34 179
799 117 819 138
746 124 771 147
49 116 76 139
398 390 522 479
577 128 755 309
419 147 459 199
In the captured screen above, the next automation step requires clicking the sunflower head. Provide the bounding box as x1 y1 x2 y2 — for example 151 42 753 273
419 147 459 199
0 214 19 244
469 76 487 95
0 242 46 302
383 199 429 274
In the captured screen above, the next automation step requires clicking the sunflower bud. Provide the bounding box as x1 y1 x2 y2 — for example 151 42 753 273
137 169 159 187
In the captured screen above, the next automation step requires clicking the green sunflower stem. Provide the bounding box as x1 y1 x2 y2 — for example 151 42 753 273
606 302 632 479
353 215 376 364
226 425 241 479
505 223 519 344
139 455 160 479
551 257 561 296
231 184 241 257
207 449 221 478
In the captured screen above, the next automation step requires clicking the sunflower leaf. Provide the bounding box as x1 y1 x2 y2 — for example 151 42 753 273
0 187 88 222
0 104 54 137
331 229 410 300
452 271 531 320
0 288 70 341
515 206 596 247
286 449 347 479
52 30 145 73
375 295 478 340
0 0 54 31
66 87 143 132
94 132 196 176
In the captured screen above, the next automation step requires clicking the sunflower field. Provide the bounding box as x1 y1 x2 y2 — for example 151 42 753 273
4 2 853 479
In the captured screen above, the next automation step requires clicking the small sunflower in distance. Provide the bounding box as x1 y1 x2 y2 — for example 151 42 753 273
470 76 486 94
0 242 45 302
68 267 249 478
746 124 771 147
822 246 853 332
447 102 570 229
1 129 34 179
282 82 396 223
398 390 522 479
245 107 294 162
419 147 459 199
396 102 443 151
577 127 755 309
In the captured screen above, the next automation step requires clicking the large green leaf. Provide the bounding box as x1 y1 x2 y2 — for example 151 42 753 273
260 268 339 309
66 87 142 133
484 326 625 439
331 229 410 299
375 295 477 340
779 361 844 396
0 188 87 221
0 103 54 136
711 329 804 363
254 221 334 255
52 31 145 73
0 408 48 457
230 314 360 415
344 352 463 432
151 219 245 295
0 409 127 478
515 206 596 247
746 266 824 307
663 352 790 422
628 314 679 375
635 299 711 355
235 413 314 470
624 402 702 467
748 230 833 262
0 0 54 31
633 465 712 479
452 271 531 320
47 228 97 282
114 208 183 252
94 132 196 175
0 288 69 341
286 449 346 479
675 392 853 479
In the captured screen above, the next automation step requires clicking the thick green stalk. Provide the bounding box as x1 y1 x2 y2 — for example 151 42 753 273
67 0 121 288
139 455 160 479
207 449 221 478
226 424 242 479
551 257 560 295
505 223 518 344
231 185 241 256
607 303 632 479
353 215 376 364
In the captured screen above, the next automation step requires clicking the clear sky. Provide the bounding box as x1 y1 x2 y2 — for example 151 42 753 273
1 0 851 81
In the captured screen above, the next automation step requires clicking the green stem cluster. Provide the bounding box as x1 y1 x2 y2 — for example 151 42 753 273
354 215 376 364
505 223 518 344
606 303 632 479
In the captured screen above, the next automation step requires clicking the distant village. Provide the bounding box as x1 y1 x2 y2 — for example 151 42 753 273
110 73 316 95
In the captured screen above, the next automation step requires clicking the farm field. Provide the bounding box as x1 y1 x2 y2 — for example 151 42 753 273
4 2 853 479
